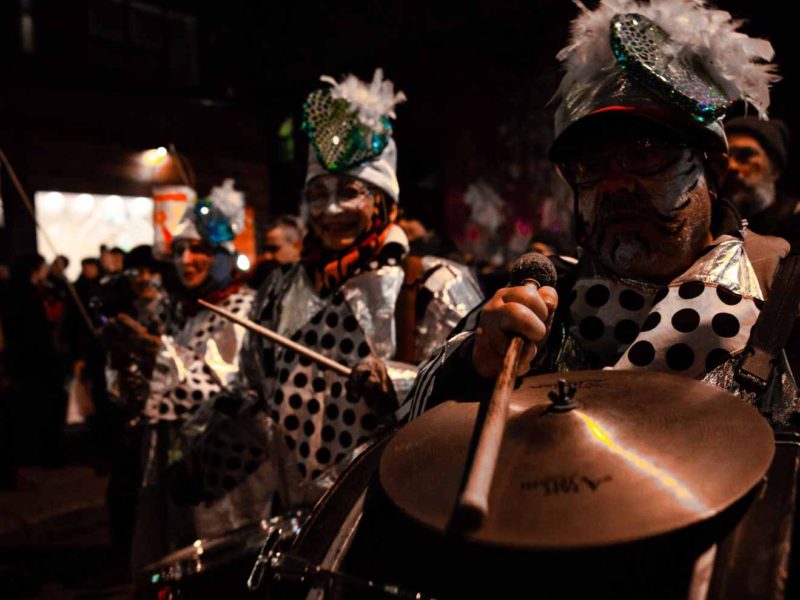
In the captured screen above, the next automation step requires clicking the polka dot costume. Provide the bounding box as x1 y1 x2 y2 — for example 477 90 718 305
566 239 762 380
568 278 657 365
199 415 269 501
272 290 380 480
616 281 759 378
145 287 256 423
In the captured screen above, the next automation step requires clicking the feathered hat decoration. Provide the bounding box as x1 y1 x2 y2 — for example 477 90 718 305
303 69 406 173
176 178 245 247
552 0 780 152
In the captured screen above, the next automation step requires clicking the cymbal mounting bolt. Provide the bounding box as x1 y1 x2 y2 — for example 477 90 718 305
548 379 579 412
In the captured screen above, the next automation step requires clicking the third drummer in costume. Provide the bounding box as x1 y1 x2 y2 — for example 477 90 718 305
405 0 800 424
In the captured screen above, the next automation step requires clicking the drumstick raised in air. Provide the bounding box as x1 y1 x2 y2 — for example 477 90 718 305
198 299 352 377
454 253 557 529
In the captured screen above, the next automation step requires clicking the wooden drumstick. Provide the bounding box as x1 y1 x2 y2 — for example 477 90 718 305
454 253 557 529
198 299 352 377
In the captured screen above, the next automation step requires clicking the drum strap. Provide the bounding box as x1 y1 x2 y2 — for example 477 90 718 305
736 249 800 392
395 256 423 363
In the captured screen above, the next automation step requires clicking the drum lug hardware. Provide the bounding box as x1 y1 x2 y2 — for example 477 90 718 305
247 528 284 590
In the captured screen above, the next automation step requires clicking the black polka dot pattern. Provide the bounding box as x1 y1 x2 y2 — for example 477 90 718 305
615 277 759 378
628 341 656 367
268 272 390 482
671 309 700 333
579 316 605 341
585 284 611 307
665 344 694 371
712 313 740 338
569 277 657 363
678 281 705 299
619 290 645 311
613 320 639 344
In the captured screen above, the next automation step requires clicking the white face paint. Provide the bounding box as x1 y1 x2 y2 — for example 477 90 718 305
578 147 703 231
305 175 378 251
574 147 712 282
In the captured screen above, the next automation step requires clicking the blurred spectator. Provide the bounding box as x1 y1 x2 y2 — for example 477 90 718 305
103 244 176 554
529 229 576 258
109 247 126 274
100 245 125 276
249 215 304 288
79 257 101 285
3 254 67 467
48 255 70 283
398 212 461 260
722 116 799 244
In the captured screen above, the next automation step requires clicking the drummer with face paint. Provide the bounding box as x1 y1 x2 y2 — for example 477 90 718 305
231 70 484 507
404 0 800 423
130 180 257 570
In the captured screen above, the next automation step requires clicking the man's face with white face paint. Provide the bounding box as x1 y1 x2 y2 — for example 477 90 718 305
562 120 714 282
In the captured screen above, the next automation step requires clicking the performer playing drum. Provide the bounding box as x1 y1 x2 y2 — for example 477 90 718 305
264 2 800 599
405 0 797 422
229 70 483 508
130 180 258 572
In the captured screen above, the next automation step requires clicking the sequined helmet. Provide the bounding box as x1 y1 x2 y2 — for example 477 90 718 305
174 178 245 250
303 69 406 202
550 0 778 161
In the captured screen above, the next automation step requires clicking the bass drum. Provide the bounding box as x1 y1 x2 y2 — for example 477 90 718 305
269 432 798 600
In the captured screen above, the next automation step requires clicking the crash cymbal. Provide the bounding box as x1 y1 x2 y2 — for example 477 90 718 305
380 370 774 549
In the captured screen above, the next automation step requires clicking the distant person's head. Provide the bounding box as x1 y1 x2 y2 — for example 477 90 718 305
125 245 162 300
49 255 70 279
262 216 304 265
722 116 790 218
171 181 245 292
397 217 428 243
81 258 101 281
109 247 126 274
11 253 47 287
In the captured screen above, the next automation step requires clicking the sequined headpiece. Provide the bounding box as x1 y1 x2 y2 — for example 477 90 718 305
174 178 245 250
551 0 779 160
303 69 406 201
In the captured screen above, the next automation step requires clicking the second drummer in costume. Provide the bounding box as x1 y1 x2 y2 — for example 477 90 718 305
131 180 257 570
232 70 483 506
405 0 799 424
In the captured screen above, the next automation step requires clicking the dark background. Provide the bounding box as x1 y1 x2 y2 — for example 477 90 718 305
0 0 795 264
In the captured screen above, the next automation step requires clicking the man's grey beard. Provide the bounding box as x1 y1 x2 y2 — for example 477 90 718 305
729 180 776 219
603 234 656 274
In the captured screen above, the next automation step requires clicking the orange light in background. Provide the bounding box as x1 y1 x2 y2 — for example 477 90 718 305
141 146 169 167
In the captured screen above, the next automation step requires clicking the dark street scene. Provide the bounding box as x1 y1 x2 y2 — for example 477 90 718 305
1 1 800 598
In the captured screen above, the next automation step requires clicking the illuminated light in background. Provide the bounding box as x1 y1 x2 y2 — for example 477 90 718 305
199 205 210 215
41 191 65 214
236 254 251 271
141 146 169 167
35 191 157 280
73 193 95 214
130 196 154 218
103 195 126 223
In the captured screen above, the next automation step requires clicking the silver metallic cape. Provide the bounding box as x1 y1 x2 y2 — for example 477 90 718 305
416 256 484 363
341 265 405 361
672 235 764 300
